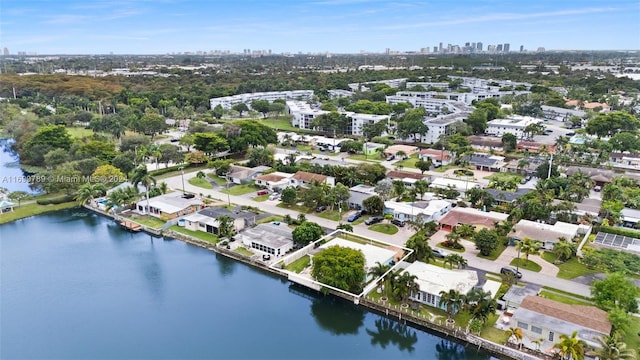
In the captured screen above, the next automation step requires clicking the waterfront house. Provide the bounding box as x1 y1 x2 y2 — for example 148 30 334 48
240 222 294 257
226 165 271 185
438 207 509 232
511 295 611 350
136 193 203 220
404 262 479 310
317 237 397 281
182 206 254 235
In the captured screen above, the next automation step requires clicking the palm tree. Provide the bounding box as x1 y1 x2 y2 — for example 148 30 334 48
587 333 636 360
553 331 586 360
196 171 206 179
465 288 496 322
506 327 524 348
455 224 475 239
553 238 575 261
516 238 541 265
438 289 465 321
131 165 156 215
517 159 530 175
216 215 235 239
405 232 435 263
413 180 429 200
391 271 420 305
368 261 391 286
158 182 169 194
392 180 406 201
531 338 545 352
148 144 162 169
75 182 107 206
444 231 461 249
395 150 407 159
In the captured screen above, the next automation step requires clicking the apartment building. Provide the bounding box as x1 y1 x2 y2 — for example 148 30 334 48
485 115 542 139
210 90 314 110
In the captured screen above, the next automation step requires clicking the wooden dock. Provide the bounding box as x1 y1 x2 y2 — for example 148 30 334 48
119 220 143 232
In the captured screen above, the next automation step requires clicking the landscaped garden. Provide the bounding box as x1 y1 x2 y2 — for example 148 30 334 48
168 225 219 243
220 183 261 196
124 213 166 229
369 223 398 235
509 258 542 272
284 255 311 273
541 251 601 279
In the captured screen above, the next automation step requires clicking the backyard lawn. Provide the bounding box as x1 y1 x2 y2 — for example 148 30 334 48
541 251 601 279
0 201 77 225
169 225 219 243
207 175 228 186
484 172 523 182
235 247 255 257
220 184 260 196
284 255 311 273
369 223 398 235
125 214 166 229
276 203 312 213
189 177 213 189
509 258 542 272
259 117 298 132
394 154 419 169
256 215 284 224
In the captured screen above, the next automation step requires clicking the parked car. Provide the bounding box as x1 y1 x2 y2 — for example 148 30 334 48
390 219 405 227
257 190 269 196
262 254 271 261
520 177 528 184
500 266 523 279
269 193 280 201
316 205 327 212
364 216 383 225
386 155 395 161
594 185 602 192
432 248 448 258
347 211 362 222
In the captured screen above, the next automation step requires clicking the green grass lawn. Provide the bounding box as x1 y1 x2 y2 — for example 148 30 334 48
541 251 601 279
259 117 298 131
256 215 284 224
207 175 228 186
188 177 213 189
0 202 78 225
66 127 96 138
433 164 459 173
125 214 166 229
484 172 523 182
235 247 254 257
537 290 593 306
276 203 312 213
369 223 398 235
316 209 342 221
509 258 542 272
285 255 310 273
253 194 269 202
394 154 419 169
480 314 508 344
348 154 383 162
168 225 219 243
436 242 465 252
220 184 260 196
622 315 640 352
477 242 507 261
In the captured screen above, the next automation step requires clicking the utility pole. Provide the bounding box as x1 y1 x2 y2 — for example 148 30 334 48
547 153 553 179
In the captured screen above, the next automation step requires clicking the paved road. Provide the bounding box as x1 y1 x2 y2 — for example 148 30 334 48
162 171 593 298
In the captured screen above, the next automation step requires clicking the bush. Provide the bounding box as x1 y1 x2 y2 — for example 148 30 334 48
149 163 190 176
600 225 640 239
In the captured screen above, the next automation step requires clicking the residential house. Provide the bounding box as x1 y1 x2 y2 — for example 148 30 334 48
384 144 419 158
136 192 204 219
541 105 586 122
254 172 293 191
511 295 611 350
430 177 480 197
386 170 430 188
607 152 640 170
419 149 452 167
384 199 452 223
486 188 532 204
289 171 335 188
362 142 386 156
621 208 640 228
348 184 378 209
511 219 583 249
501 284 540 310
516 141 556 154
503 158 545 175
405 262 479 310
438 207 509 232
564 167 614 187
183 206 254 235
0 200 15 213
468 136 503 152
464 153 505 172
241 223 294 257
226 165 271 185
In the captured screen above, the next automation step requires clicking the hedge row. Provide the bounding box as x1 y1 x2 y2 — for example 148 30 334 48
149 163 191 176
600 225 640 239
36 194 75 205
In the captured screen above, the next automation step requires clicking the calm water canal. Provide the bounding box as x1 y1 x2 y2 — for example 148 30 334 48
1 210 497 359
0 138 41 194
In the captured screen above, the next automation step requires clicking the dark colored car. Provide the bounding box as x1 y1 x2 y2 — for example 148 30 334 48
347 211 362 222
364 216 383 225
500 266 523 279
316 205 327 212
391 219 405 227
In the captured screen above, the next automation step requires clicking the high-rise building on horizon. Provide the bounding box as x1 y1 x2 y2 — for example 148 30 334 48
519 45 524 52
503 43 510 53
3 47 8 56
496 44 503 52
476 42 483 51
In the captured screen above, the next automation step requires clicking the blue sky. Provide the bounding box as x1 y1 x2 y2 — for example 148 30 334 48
1 0 638 54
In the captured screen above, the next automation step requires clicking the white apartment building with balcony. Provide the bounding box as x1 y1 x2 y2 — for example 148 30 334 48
486 115 542 139
210 90 314 110
286 101 388 136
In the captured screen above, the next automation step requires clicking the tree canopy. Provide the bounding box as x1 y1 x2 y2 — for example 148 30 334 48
312 245 366 294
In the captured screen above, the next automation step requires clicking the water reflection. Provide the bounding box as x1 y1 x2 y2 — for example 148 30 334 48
310 296 365 335
137 235 164 299
366 317 418 352
215 252 236 276
435 339 467 360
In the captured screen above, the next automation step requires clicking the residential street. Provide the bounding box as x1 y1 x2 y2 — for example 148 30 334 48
161 171 594 298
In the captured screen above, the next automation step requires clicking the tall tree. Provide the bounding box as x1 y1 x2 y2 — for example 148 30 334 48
553 331 586 360
130 165 156 215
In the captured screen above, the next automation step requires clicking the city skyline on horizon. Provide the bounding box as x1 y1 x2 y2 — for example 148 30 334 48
1 0 639 55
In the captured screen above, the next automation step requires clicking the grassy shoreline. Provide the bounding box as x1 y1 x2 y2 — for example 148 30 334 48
0 201 78 225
